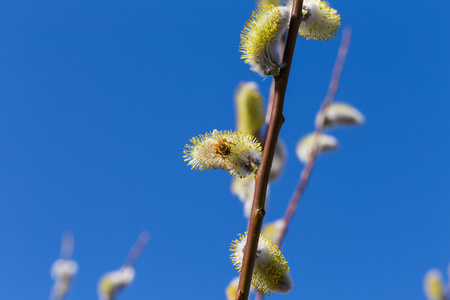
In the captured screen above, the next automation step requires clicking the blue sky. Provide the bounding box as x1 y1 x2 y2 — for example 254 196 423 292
0 0 449 299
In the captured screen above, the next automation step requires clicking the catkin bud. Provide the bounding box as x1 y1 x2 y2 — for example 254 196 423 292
316 102 365 128
98 233 149 300
225 277 240 300
50 259 78 300
262 219 286 245
230 232 293 295
296 132 338 163
225 276 255 300
258 0 281 6
98 266 135 300
423 269 445 300
235 82 265 135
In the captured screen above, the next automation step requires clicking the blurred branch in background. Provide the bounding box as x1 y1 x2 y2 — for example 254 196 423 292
50 232 78 300
98 232 150 300
277 28 352 246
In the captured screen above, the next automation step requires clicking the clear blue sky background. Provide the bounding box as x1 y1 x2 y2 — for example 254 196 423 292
0 1 449 299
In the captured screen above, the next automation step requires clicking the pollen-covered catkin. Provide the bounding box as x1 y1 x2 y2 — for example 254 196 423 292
423 269 445 300
230 232 293 295
240 5 291 76
286 0 340 40
184 130 262 178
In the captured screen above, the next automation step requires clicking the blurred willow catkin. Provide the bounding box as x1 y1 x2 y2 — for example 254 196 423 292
235 82 265 136
257 0 281 6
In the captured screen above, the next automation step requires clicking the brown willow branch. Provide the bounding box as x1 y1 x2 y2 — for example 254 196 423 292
235 1 304 299
277 28 352 247
253 18 288 300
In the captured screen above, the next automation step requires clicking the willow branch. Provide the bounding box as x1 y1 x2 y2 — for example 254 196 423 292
236 1 304 299
278 28 352 246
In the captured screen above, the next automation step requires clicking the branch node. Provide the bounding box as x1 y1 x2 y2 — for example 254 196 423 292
257 208 266 217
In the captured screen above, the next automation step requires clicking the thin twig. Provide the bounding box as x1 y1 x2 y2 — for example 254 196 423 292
60 232 74 260
236 2 303 299
124 232 150 267
278 27 352 246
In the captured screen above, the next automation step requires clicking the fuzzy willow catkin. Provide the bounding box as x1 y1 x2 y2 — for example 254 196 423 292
315 102 365 128
287 0 341 40
230 232 293 295
98 266 135 300
240 5 290 76
183 130 262 178
234 82 265 135
50 259 78 300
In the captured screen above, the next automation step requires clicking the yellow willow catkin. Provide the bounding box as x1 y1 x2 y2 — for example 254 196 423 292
235 82 265 135
423 269 445 300
287 0 341 40
225 277 240 300
258 0 281 6
98 266 135 300
230 232 293 295
240 5 290 76
183 130 262 178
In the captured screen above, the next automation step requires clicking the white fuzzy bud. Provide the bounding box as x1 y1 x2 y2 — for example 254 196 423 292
98 266 135 300
50 259 78 300
316 102 365 128
296 132 338 163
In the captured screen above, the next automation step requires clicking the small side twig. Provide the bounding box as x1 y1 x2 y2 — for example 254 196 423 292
236 1 304 300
